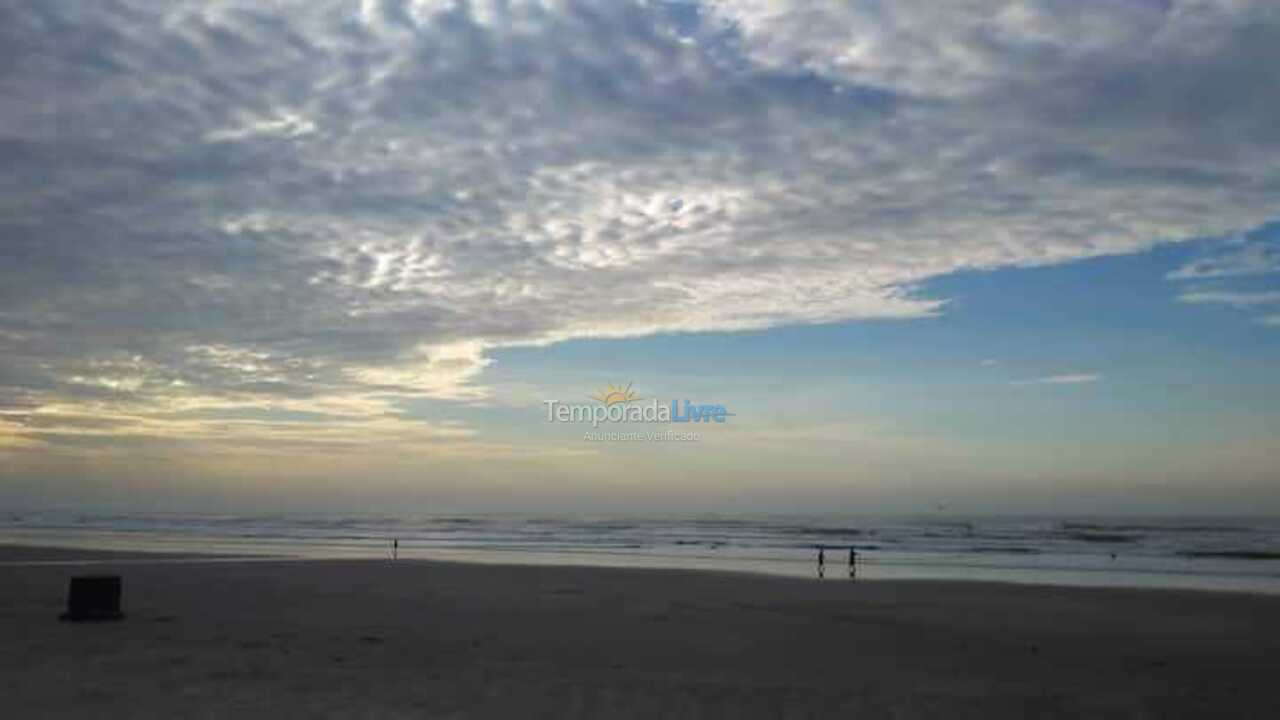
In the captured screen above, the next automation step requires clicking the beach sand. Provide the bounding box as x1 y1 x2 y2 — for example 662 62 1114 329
2 545 1277 718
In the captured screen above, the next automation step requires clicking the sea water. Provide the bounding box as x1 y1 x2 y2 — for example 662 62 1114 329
3 511 1279 593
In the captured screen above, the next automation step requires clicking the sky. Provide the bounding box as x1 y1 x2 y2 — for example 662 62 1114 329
1 0 1278 515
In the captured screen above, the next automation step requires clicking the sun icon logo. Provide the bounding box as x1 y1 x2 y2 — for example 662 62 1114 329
591 382 639 407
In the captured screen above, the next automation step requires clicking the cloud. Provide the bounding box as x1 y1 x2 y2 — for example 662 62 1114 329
2 0 1279 455
1012 373 1102 386
1168 222 1279 325
1169 243 1280 280
1169 224 1280 280
1176 291 1280 307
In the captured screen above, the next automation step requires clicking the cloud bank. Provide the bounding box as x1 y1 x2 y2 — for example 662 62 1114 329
2 0 1279 455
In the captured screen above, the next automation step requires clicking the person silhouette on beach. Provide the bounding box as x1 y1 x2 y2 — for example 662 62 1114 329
848 547 858 579
393 538 398 561
817 546 825 578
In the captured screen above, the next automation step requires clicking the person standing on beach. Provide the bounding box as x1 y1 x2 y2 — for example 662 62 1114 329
848 547 857 579
393 538 398 561
817 546 825 578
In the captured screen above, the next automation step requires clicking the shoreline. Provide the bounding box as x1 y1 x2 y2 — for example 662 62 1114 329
5 528 1280 596
3 543 1278 601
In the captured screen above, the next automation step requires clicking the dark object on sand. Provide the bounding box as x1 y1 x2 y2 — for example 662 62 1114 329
60 575 124 622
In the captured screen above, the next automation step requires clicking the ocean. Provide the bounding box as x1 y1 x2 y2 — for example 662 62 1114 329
4 511 1279 593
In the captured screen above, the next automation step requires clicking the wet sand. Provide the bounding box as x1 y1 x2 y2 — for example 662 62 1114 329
2 545 1278 718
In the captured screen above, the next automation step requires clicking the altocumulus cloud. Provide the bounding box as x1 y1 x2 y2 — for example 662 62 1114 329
2 0 1280 455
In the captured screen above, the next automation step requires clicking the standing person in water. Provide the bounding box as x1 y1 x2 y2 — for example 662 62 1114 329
393 538 398 561
817 546 825 578
848 547 858 579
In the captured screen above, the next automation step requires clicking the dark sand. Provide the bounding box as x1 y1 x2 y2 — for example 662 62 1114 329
2 545 1278 718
